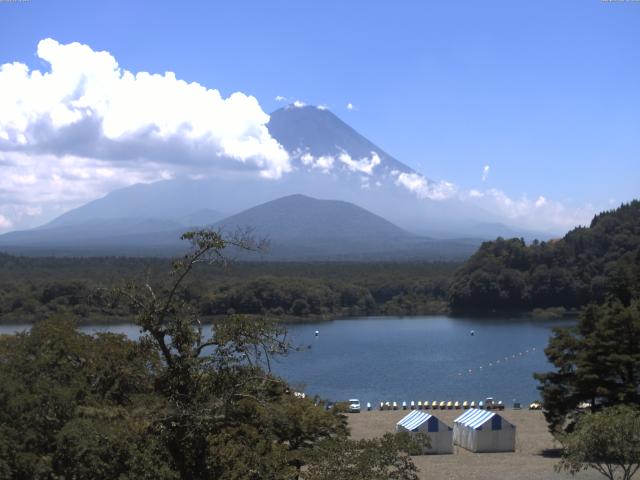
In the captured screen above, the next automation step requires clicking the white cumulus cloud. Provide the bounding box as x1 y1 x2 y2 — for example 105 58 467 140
0 38 290 178
394 172 457 200
296 150 381 176
338 151 381 175
482 165 490 182
297 152 334 173
392 168 593 232
465 188 595 232
0 38 292 231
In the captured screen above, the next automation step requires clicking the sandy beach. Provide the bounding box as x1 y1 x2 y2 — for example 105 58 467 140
347 409 602 480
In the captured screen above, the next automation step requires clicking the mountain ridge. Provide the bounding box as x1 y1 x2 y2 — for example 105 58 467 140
0 194 481 260
0 105 547 255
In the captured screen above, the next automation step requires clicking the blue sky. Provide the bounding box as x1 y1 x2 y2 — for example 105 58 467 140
0 0 638 231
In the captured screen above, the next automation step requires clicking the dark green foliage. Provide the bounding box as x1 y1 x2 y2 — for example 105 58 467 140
302 432 424 480
201 276 376 317
1 230 419 479
0 254 457 323
0 318 163 480
535 299 640 433
449 201 640 310
556 405 640 480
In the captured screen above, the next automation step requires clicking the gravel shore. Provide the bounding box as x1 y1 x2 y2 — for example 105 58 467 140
347 409 602 480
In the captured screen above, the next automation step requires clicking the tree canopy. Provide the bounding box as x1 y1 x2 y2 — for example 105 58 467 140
0 253 455 324
556 405 640 480
535 299 640 432
449 200 640 311
0 230 423 480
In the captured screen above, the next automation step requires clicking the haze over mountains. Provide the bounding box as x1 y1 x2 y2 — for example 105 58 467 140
0 105 547 259
0 194 479 260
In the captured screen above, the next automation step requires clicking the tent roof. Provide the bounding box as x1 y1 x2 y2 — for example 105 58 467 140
454 408 499 429
397 410 433 431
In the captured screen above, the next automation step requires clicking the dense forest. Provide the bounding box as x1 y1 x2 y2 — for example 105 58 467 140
0 255 456 324
449 201 640 311
1 201 639 324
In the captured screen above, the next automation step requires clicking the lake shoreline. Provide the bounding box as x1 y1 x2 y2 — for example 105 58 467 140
347 409 600 480
0 305 581 327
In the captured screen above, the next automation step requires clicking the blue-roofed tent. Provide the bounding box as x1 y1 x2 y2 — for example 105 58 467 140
453 408 515 452
395 410 453 454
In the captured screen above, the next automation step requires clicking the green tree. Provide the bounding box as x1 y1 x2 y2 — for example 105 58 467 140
556 405 640 480
115 230 347 479
449 201 640 311
302 432 425 480
0 318 158 480
535 299 640 432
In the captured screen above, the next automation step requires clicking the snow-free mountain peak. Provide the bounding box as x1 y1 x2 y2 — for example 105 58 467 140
268 105 415 177
214 193 411 240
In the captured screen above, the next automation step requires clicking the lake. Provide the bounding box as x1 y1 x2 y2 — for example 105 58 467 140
0 315 572 406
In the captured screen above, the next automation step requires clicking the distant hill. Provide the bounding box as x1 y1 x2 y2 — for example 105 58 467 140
0 194 480 260
448 200 640 310
215 194 409 241
213 194 480 261
41 180 226 230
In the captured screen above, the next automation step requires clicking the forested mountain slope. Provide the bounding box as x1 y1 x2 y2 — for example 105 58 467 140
449 201 640 310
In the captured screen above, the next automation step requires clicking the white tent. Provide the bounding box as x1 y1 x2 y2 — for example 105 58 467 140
453 408 516 452
395 410 453 454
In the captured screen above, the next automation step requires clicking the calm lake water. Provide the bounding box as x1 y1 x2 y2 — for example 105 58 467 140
0 315 572 405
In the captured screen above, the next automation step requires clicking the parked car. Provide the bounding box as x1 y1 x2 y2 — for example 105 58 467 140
348 398 361 413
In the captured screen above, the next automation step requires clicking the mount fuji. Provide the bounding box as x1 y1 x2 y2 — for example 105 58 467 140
0 105 541 258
